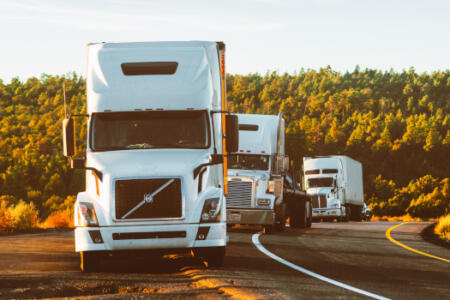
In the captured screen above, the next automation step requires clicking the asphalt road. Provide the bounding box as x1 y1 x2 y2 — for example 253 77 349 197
0 222 449 299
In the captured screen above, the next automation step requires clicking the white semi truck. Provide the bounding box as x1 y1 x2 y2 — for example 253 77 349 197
303 156 364 221
226 113 312 234
62 41 239 271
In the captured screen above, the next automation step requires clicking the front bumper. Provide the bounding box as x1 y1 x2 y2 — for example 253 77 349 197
312 208 342 218
75 223 226 252
226 209 274 225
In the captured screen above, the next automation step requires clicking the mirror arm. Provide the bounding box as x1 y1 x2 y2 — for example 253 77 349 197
85 167 103 181
193 155 224 179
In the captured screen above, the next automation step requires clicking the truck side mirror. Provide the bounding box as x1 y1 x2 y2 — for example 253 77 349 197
71 157 86 169
62 118 75 157
274 155 284 174
284 155 290 172
225 114 239 153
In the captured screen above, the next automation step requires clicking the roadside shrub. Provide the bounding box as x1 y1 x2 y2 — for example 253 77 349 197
41 195 76 229
0 200 14 231
434 214 450 242
7 200 39 230
41 209 73 228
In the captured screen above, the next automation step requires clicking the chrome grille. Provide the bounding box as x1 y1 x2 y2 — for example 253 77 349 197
311 194 327 208
312 195 319 208
115 178 182 220
226 180 253 208
320 194 327 207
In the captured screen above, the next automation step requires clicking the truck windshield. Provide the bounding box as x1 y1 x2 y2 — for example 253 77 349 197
227 154 269 171
91 111 209 150
308 178 333 188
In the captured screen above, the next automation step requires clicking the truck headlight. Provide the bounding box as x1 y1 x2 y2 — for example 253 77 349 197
266 180 275 194
257 198 271 207
77 202 99 227
200 198 221 223
331 202 340 208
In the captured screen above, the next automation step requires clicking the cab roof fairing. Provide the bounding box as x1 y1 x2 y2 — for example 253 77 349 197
86 41 222 113
233 113 283 155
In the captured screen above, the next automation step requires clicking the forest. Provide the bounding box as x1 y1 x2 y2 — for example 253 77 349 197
0 67 449 230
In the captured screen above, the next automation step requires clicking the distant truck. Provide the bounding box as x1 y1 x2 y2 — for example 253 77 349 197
226 113 311 233
62 41 239 271
303 156 364 221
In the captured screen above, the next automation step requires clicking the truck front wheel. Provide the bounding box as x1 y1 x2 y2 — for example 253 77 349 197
263 224 274 234
306 201 312 228
80 251 101 272
341 206 351 222
194 247 225 268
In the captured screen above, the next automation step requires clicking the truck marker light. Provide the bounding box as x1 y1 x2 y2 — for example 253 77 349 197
145 108 153 111
266 180 275 194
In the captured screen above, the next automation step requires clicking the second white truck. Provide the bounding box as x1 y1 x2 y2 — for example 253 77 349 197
303 155 364 221
226 113 311 233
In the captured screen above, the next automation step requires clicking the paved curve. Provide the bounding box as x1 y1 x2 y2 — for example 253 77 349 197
0 222 448 299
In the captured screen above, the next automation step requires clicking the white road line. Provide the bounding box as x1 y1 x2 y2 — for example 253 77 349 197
252 233 390 300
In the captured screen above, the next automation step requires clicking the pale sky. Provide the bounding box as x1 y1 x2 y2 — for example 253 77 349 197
0 0 449 83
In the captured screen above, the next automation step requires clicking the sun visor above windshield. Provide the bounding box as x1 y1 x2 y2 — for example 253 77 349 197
86 41 222 113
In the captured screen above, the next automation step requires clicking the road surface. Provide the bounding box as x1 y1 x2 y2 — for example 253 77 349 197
0 222 448 299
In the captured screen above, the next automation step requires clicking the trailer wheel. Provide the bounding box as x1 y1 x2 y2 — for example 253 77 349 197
80 251 101 272
306 201 312 228
194 246 225 268
289 201 299 228
351 205 363 221
298 201 308 228
275 204 286 232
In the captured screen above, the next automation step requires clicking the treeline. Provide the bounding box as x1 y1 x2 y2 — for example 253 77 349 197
227 67 449 217
0 68 448 229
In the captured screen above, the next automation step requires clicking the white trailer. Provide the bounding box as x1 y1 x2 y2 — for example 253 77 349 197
62 41 239 271
303 156 364 221
226 113 311 233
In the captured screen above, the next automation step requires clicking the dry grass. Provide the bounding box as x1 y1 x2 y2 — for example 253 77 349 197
371 214 423 222
434 214 450 242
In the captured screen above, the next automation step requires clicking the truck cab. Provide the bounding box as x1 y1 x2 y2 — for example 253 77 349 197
62 41 238 271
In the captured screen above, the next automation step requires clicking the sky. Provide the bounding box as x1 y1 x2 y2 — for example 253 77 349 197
0 0 449 83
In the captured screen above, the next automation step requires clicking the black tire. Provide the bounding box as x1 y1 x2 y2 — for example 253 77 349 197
80 251 101 272
342 206 351 222
263 224 274 234
352 205 363 221
195 247 225 268
290 201 301 228
306 201 312 228
298 201 308 228
275 204 286 232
